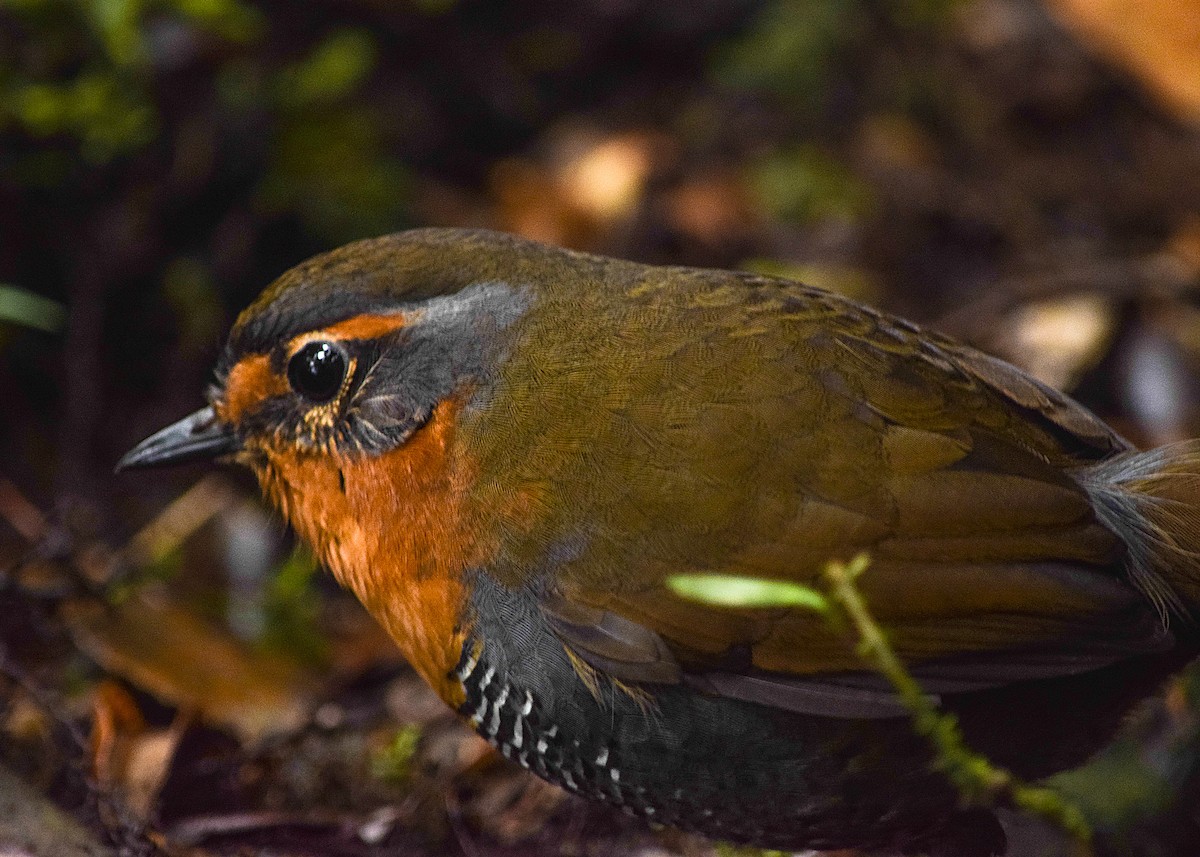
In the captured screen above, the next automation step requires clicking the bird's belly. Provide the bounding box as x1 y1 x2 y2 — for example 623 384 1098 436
449 639 976 851
451 574 979 853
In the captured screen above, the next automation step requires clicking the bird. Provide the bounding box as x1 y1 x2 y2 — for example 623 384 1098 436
119 227 1200 856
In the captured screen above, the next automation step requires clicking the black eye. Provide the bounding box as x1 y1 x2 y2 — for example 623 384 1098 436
287 341 347 402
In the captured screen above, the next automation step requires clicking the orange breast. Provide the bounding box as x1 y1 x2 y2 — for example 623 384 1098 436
257 398 481 706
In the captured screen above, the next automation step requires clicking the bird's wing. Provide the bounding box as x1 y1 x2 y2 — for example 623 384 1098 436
540 422 1170 718
474 271 1163 717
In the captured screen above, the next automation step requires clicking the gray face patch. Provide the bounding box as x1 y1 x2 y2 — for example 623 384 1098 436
416 280 533 333
228 279 535 458
338 280 535 453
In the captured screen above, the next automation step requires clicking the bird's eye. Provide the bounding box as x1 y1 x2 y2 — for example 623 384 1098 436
287 341 347 402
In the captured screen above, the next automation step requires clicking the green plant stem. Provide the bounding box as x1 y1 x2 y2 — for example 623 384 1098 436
822 554 1092 844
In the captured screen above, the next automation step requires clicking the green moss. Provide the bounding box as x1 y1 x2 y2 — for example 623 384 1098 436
0 284 65 332
275 29 378 108
371 725 422 785
7 72 157 159
260 546 328 667
712 0 863 110
1051 743 1174 836
747 146 873 226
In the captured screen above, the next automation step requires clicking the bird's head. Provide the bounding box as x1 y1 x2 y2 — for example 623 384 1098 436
117 228 564 689
120 229 547 475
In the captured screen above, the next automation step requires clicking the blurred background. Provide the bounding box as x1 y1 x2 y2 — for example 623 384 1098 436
2 0 1200 855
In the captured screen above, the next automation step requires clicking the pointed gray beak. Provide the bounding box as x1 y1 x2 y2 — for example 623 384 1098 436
116 406 239 472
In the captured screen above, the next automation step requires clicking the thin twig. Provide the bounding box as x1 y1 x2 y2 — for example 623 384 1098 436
0 641 89 752
122 474 239 568
0 477 49 542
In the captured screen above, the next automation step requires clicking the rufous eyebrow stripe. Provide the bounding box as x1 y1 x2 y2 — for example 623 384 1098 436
317 312 411 342
217 354 288 423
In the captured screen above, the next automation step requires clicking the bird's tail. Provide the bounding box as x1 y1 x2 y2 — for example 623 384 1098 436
1078 439 1200 620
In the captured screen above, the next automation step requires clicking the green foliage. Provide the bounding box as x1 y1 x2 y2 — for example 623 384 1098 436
1050 730 1177 843
166 0 262 43
162 257 223 353
0 2 408 241
667 573 829 613
713 0 959 232
747 145 873 225
671 554 1092 843
712 0 962 110
712 0 862 110
6 72 156 161
0 284 65 332
0 0 261 159
371 724 422 785
275 28 377 108
79 0 261 65
258 106 412 243
252 28 411 242
260 545 328 666
81 0 148 67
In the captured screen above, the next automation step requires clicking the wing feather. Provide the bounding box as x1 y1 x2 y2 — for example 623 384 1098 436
473 269 1154 718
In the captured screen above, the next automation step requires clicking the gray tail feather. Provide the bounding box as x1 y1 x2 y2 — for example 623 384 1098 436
1078 439 1200 622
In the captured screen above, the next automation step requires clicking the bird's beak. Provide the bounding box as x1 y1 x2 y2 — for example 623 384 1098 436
116 406 240 472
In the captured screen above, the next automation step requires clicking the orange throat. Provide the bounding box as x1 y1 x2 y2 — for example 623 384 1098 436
253 401 477 706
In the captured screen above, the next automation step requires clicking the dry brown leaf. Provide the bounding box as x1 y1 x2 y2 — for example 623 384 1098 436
465 773 569 845
1165 215 1200 275
124 476 239 569
556 132 660 222
89 680 146 787
89 681 183 819
490 127 675 249
661 172 759 245
0 764 116 857
0 478 48 543
384 673 455 727
1047 0 1200 122
856 113 940 172
490 157 589 247
66 593 315 743
1003 294 1116 390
